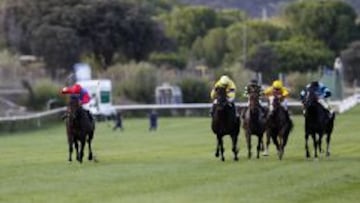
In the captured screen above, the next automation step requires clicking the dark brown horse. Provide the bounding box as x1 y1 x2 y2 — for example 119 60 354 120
242 91 267 159
265 96 293 160
303 87 335 159
65 98 95 163
211 86 240 161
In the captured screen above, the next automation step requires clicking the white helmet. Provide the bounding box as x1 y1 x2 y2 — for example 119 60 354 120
219 75 231 86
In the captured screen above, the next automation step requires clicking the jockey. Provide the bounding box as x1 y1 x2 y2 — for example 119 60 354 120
243 79 263 99
61 83 93 121
210 75 237 117
61 83 90 105
264 80 289 112
300 81 333 116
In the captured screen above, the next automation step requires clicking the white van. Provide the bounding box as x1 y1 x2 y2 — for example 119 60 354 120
77 79 116 119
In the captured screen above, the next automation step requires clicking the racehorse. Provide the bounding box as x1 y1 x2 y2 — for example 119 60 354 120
303 87 335 159
242 91 267 159
211 86 240 161
265 96 293 160
65 98 95 163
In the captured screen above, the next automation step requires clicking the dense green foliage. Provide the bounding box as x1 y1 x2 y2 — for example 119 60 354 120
177 77 210 103
341 41 360 84
0 107 360 202
284 0 359 53
2 0 166 75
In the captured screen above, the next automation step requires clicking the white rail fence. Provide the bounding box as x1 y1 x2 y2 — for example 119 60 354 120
0 94 359 131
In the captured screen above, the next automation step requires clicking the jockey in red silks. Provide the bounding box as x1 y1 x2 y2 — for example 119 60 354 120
61 83 93 121
61 83 90 105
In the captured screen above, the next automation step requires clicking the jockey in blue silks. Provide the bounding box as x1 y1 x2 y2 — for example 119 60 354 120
300 81 333 115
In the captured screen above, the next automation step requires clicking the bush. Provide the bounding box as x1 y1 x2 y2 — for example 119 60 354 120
103 62 158 104
178 77 210 103
286 71 320 99
28 79 65 110
149 52 186 69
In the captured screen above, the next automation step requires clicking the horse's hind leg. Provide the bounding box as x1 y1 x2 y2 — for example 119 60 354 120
219 136 225 161
305 133 310 158
68 143 73 162
326 133 331 157
231 134 239 161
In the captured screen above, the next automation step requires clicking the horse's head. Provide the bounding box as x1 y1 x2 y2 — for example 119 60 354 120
215 86 228 107
271 95 282 110
304 87 319 109
249 91 260 109
68 97 82 129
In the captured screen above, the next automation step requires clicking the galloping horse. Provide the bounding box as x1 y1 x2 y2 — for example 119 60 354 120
265 96 293 160
242 91 267 159
303 87 335 159
65 98 95 163
211 86 240 161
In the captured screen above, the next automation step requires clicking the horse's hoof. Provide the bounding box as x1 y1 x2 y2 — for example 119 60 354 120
215 152 219 158
234 157 239 161
326 152 330 157
221 157 225 162
88 154 93 161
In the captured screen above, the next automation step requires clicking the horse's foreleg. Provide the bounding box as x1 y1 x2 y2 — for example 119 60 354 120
256 134 262 159
78 137 86 163
263 131 270 156
246 132 252 159
318 133 324 154
231 134 239 161
74 141 79 161
218 135 225 161
87 133 93 161
215 137 220 158
312 134 318 159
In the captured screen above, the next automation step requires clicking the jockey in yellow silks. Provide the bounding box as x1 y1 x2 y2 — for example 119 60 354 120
264 80 289 112
210 75 237 117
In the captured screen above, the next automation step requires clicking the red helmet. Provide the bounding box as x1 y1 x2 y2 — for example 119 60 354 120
73 84 82 93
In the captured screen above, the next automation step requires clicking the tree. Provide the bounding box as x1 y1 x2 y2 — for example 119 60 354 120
225 21 288 64
284 0 359 53
191 28 228 68
341 41 360 84
217 9 247 28
245 43 277 75
2 0 166 74
269 36 334 73
160 6 218 48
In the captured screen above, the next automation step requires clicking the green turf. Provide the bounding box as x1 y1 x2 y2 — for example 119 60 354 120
0 107 359 203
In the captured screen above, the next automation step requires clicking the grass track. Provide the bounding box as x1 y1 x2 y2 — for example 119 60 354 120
0 107 359 203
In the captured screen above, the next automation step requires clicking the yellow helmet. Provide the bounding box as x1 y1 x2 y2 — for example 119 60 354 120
272 80 283 89
219 75 231 86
